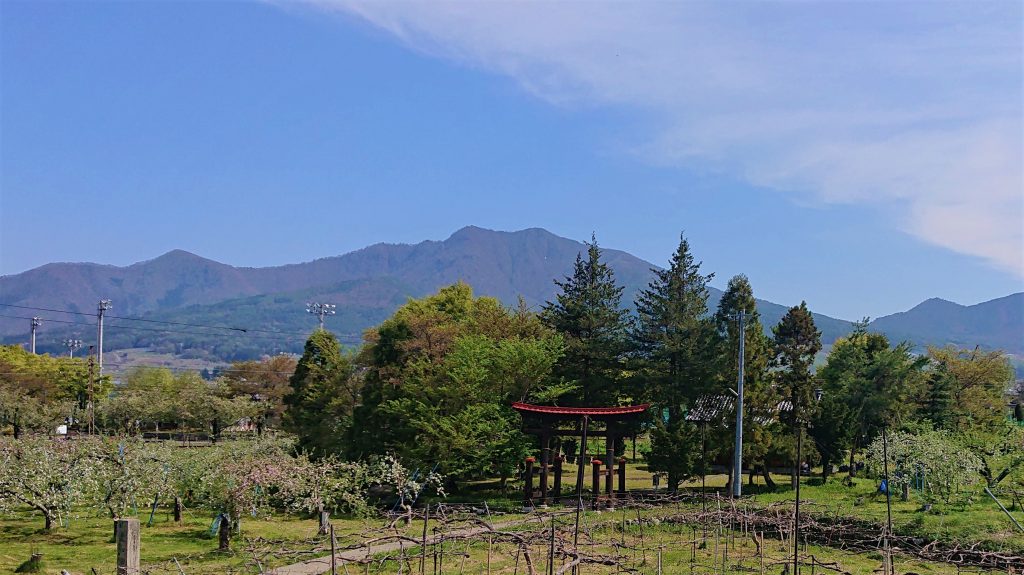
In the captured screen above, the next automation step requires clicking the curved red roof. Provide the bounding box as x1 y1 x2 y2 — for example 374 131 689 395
511 402 650 417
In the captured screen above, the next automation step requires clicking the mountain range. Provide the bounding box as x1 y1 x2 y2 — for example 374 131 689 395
1 226 1020 365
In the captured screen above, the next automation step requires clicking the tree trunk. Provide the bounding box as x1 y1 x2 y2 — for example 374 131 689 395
821 454 832 483
668 472 680 493
761 465 776 490
173 496 183 523
218 514 231 551
901 482 910 502
848 440 858 478
44 511 54 531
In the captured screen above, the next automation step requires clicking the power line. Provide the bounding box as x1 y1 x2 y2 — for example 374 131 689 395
0 302 317 337
0 313 313 342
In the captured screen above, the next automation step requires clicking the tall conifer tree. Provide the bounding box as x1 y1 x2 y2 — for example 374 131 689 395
541 236 630 406
633 235 718 490
283 329 350 456
772 301 822 486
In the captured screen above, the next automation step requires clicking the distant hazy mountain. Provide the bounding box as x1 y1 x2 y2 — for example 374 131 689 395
2 226 1016 362
869 293 1023 355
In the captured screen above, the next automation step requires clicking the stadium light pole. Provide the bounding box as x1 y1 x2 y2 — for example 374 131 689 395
64 338 83 358
306 302 336 331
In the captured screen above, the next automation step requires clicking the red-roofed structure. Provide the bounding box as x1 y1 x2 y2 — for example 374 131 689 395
511 402 650 418
512 402 651 509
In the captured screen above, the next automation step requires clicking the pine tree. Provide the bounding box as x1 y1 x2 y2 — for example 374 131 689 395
540 236 630 406
713 275 776 488
283 329 350 456
633 235 719 490
772 301 822 487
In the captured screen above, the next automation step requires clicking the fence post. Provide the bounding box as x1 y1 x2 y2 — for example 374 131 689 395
115 518 140 575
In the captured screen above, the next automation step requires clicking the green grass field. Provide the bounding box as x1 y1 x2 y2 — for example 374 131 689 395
2 460 1020 574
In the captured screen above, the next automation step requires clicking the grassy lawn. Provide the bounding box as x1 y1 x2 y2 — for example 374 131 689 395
2 461 1019 574
0 508 374 574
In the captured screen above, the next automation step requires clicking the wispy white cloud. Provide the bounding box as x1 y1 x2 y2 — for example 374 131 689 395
296 1 1023 275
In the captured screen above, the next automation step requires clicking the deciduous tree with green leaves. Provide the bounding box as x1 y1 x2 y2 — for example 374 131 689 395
349 283 565 486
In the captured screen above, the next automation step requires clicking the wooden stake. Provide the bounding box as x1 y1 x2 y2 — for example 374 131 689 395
331 524 337 575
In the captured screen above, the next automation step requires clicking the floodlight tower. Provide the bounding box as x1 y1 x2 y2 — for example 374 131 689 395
64 338 83 358
97 299 112 374
30 317 41 354
306 302 336 331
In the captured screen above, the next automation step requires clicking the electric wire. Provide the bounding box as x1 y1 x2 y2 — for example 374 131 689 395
0 303 319 337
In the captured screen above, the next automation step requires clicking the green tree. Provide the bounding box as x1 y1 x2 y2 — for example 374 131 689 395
0 345 112 436
772 302 822 487
633 235 718 491
541 236 630 406
283 330 352 456
925 346 1014 433
349 283 564 485
222 355 298 433
925 346 1020 487
713 275 777 488
814 322 927 480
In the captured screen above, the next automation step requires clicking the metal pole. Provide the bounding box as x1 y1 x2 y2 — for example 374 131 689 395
882 427 894 575
733 310 746 498
30 317 41 354
984 486 1024 533
701 421 707 512
97 300 111 375
794 423 802 575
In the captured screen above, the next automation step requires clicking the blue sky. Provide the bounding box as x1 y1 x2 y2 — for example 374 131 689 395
1 0 1021 320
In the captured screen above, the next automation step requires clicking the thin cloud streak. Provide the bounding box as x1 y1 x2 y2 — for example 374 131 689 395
299 1 1023 276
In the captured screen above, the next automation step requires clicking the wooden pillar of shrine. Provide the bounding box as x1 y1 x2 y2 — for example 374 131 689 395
605 433 615 506
523 457 535 509
553 449 563 504
617 457 627 495
539 435 550 506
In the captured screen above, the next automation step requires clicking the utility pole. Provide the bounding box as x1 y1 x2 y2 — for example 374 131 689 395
305 302 335 330
30 317 41 354
87 345 96 435
97 300 112 375
64 338 83 358
733 310 746 498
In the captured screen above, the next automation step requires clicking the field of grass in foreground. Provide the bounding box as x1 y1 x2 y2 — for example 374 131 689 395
0 509 362 574
1 500 1016 575
462 463 1024 554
